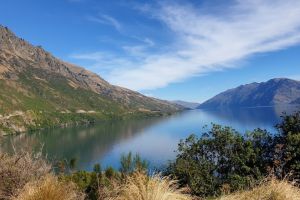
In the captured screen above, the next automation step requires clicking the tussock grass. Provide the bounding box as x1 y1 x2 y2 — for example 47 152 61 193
0 151 50 199
13 174 85 200
218 179 300 200
113 172 192 200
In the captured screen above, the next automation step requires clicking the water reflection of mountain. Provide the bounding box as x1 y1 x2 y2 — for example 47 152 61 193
199 105 300 132
1 106 300 170
0 117 169 169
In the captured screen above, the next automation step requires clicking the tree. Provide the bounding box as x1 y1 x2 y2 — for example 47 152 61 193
167 124 273 197
120 152 149 175
276 111 300 179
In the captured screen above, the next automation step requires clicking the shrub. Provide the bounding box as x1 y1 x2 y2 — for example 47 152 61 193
275 111 300 180
0 151 50 199
167 124 273 197
218 178 300 200
13 174 84 200
120 152 149 175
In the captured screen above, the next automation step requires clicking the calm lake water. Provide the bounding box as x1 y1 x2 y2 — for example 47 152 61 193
0 106 299 171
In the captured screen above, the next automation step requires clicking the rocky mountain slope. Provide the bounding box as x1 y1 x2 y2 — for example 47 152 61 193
198 78 300 109
0 25 182 135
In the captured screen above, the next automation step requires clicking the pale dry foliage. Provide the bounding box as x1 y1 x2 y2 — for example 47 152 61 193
13 174 85 200
218 179 300 200
112 172 192 200
0 151 51 199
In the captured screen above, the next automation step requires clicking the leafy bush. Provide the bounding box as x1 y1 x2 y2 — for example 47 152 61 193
167 111 300 197
167 125 273 196
275 111 300 179
120 152 149 175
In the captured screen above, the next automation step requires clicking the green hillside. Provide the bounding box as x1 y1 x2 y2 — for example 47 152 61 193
0 26 182 135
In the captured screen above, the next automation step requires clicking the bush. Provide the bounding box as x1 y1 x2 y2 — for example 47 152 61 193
0 151 51 199
120 152 149 175
275 111 300 180
218 178 300 200
167 124 274 197
167 111 300 197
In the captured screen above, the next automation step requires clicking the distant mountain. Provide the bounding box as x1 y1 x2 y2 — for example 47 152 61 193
172 100 200 109
0 25 182 135
198 78 300 109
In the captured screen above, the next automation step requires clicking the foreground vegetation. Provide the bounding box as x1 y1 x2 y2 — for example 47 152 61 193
1 111 300 200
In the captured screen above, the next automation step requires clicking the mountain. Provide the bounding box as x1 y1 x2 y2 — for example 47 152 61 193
0 25 182 135
198 78 300 109
172 100 200 109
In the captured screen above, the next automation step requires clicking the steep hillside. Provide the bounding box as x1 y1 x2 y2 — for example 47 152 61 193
198 78 300 109
0 25 182 135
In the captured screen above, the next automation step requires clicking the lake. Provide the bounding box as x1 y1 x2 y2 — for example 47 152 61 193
0 106 299 171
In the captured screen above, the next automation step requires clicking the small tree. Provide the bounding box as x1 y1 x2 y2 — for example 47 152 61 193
167 124 273 197
120 152 149 175
275 111 300 179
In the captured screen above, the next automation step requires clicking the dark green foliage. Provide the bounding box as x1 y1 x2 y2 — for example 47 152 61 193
275 112 300 179
120 152 149 175
167 125 273 196
93 163 102 174
69 158 77 171
105 167 116 179
167 111 300 197
62 153 149 199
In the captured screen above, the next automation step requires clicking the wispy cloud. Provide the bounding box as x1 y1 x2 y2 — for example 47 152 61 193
74 0 300 91
87 14 121 31
122 37 155 57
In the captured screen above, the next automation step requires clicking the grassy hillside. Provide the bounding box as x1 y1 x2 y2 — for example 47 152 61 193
0 66 164 135
0 25 182 135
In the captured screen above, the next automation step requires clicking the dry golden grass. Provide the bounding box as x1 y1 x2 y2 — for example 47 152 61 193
218 179 300 200
0 151 50 199
112 172 192 200
13 174 85 200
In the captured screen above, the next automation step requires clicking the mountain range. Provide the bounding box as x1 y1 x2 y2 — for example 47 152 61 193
172 100 200 109
198 78 300 109
0 25 182 135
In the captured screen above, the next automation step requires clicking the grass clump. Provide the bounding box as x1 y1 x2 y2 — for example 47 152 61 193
0 151 50 199
218 178 300 200
13 174 84 200
114 172 192 200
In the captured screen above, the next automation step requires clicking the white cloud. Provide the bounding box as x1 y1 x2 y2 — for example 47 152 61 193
75 0 300 91
289 75 300 81
87 14 121 31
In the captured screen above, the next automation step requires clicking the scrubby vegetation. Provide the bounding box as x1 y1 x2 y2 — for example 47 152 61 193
0 151 50 199
1 111 300 200
13 175 84 200
218 178 300 200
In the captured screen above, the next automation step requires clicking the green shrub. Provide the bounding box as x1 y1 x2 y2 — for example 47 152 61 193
120 152 149 175
167 125 273 197
167 111 300 197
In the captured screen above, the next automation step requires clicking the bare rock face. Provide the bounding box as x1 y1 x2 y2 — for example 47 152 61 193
198 78 300 109
0 25 182 113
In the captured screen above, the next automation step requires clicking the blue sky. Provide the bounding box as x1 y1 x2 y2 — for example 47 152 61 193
1 0 300 102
